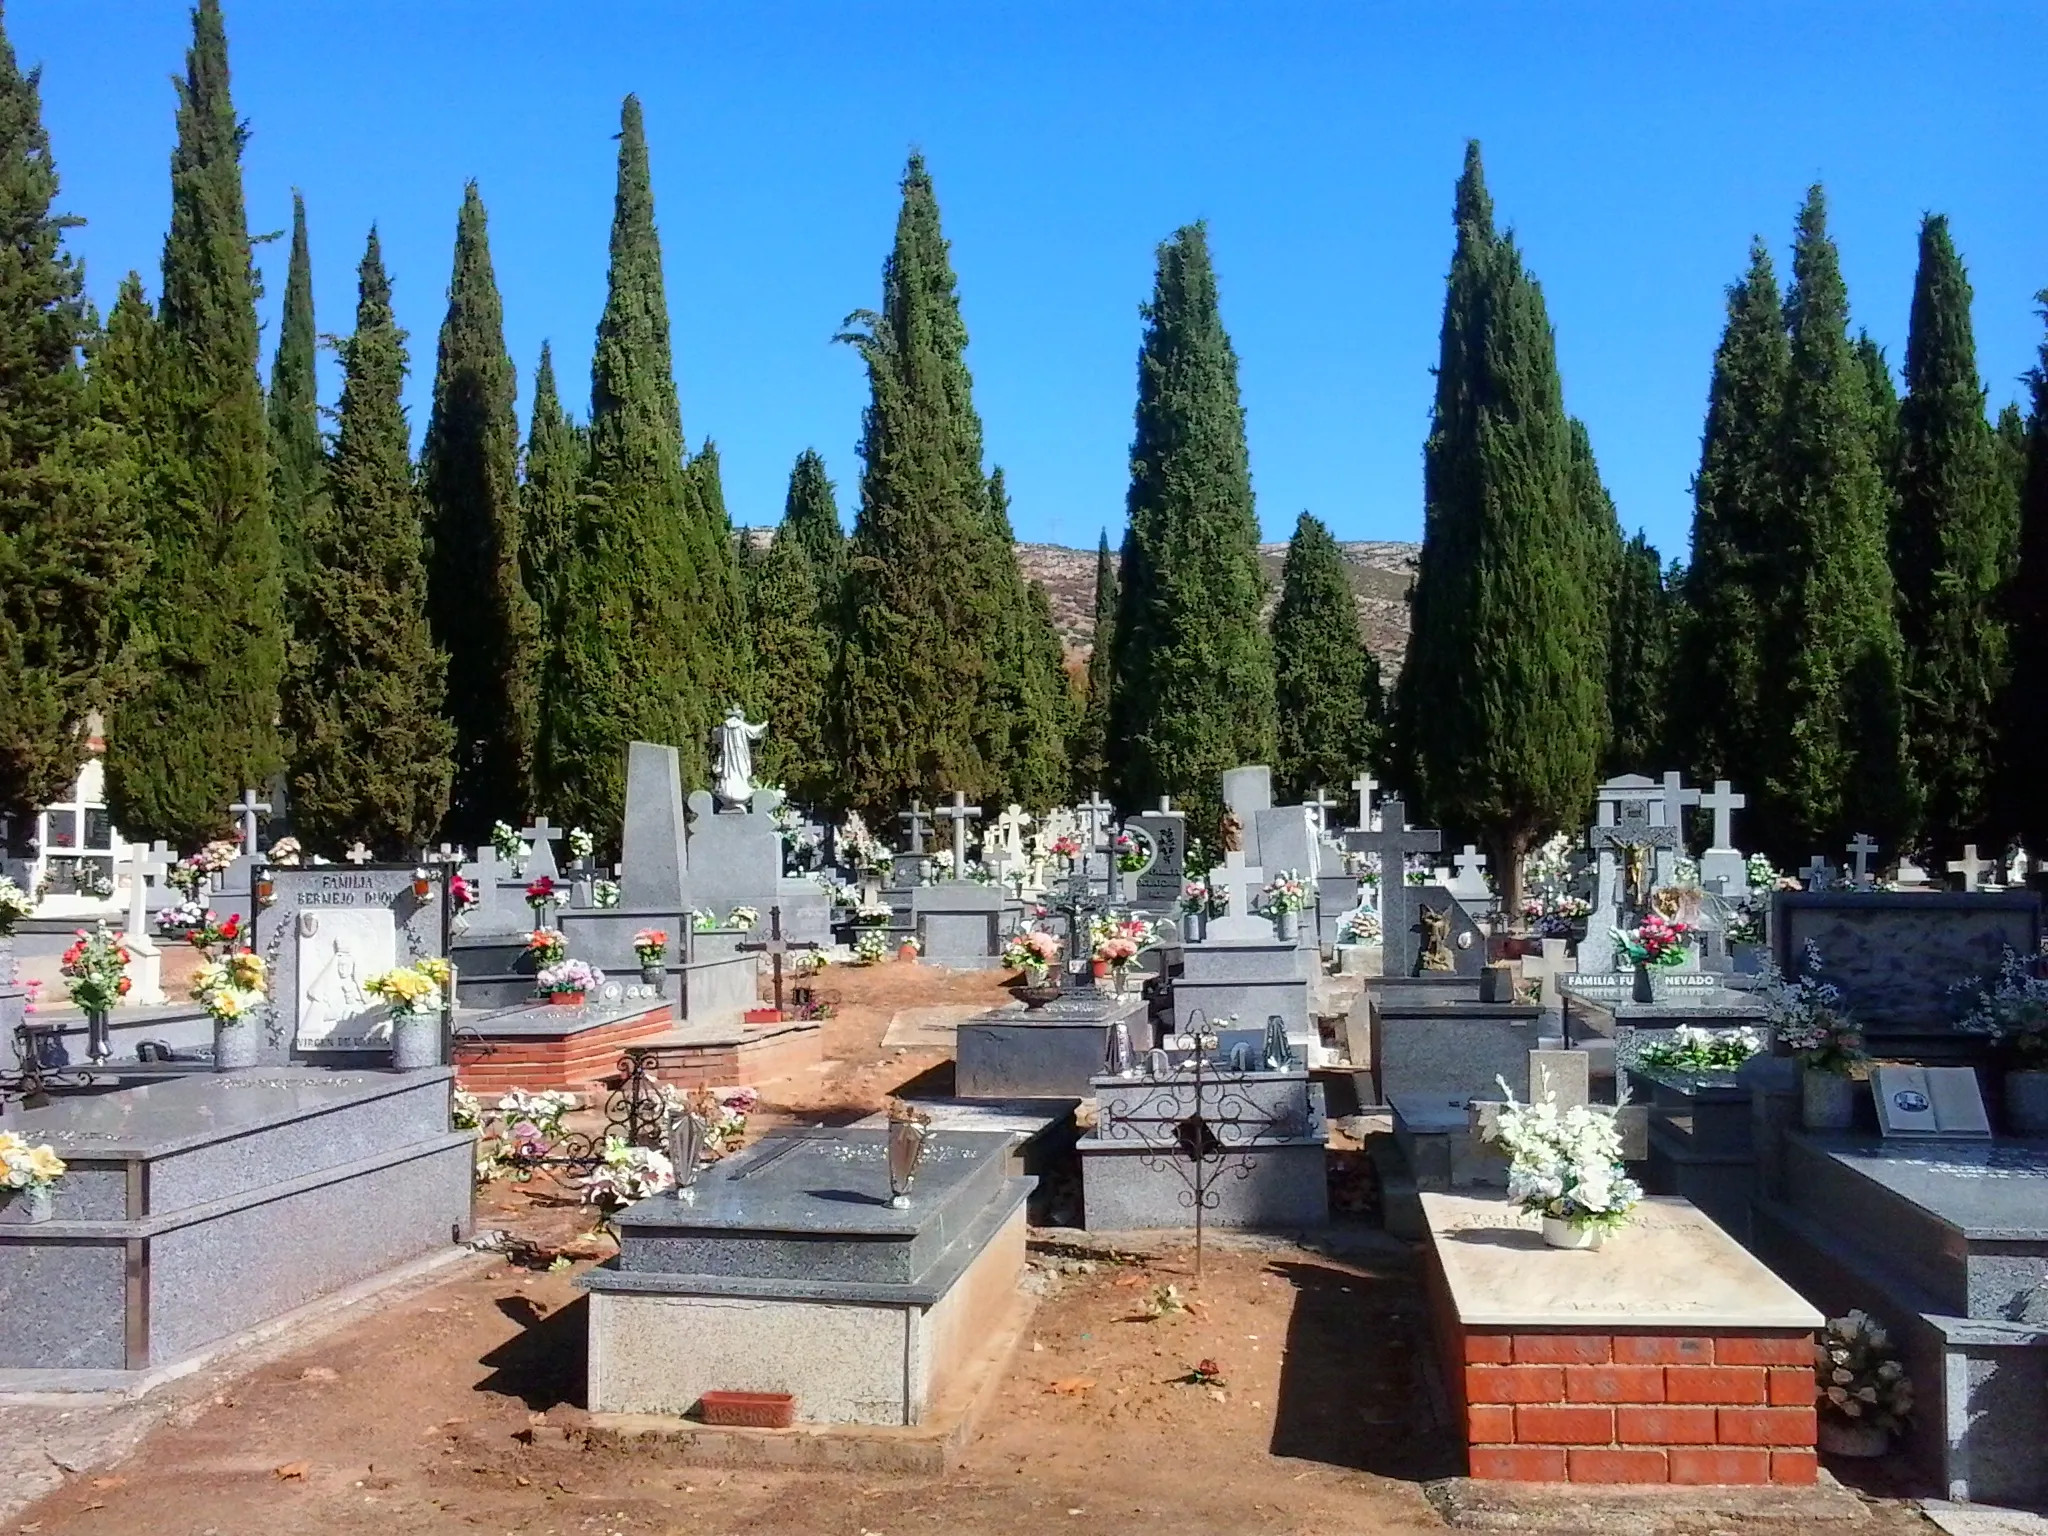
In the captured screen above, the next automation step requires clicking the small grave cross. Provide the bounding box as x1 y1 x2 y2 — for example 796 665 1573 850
1658 770 1700 834
1304 787 1339 838
736 905 820 1018
1699 779 1746 849
118 839 174 939
521 817 563 876
1077 793 1115 853
1846 833 1880 889
933 791 982 879
1155 794 1179 815
1209 848 1268 925
1799 855 1834 891
227 787 271 857
421 842 464 867
344 842 374 866
1350 772 1378 829
898 800 931 856
1453 845 1489 885
1345 798 1441 970
1948 844 1989 892
994 803 1033 859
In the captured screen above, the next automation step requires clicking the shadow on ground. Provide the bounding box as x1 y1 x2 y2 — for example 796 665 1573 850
474 1291 588 1411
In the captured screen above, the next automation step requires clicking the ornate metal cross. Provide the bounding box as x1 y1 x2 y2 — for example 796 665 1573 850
736 905 820 1018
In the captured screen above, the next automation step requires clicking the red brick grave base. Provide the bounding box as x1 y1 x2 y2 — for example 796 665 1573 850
1423 1192 1821 1486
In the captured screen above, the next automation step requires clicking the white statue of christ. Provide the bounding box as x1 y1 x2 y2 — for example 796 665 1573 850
713 705 769 809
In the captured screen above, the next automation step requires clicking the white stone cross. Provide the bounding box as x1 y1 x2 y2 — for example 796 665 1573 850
1846 833 1880 888
344 842 374 866
421 842 464 866
1077 793 1115 852
1155 794 1178 814
933 790 982 878
118 839 174 939
1453 845 1489 884
1208 848 1267 921
227 787 272 857
1699 779 1746 849
1948 844 1989 892
1799 855 1834 891
1658 770 1700 832
1519 937 1575 1011
1304 787 1339 838
994 803 1032 863
1351 772 1378 829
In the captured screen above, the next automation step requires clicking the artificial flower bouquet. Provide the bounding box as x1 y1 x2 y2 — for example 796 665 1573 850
1485 1079 1643 1237
593 879 620 908
364 958 453 1019
1952 945 2048 1068
1611 910 1693 970
854 928 889 965
1816 1310 1913 1434
1002 929 1061 981
632 929 669 966
0 876 34 936
184 908 244 953
190 950 267 1023
1049 832 1083 861
1259 870 1310 916
1180 877 1210 916
524 875 559 912
1114 829 1149 874
579 1135 675 1210
1635 1024 1764 1078
1337 907 1382 944
567 826 595 862
536 957 603 998
1759 943 1865 1073
490 821 526 863
525 927 567 965
61 922 131 1011
726 906 759 931
449 872 480 914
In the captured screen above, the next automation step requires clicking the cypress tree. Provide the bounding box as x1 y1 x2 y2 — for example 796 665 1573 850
281 230 451 855
781 448 843 602
1859 332 1901 472
1016 577 1077 811
104 0 285 846
683 439 751 709
266 190 318 621
834 153 1007 811
1672 239 1789 800
1070 529 1117 797
2000 305 2048 850
421 182 540 844
982 465 1070 809
0 21 139 815
552 95 705 841
1107 222 1275 830
1761 185 1909 856
1606 532 1672 774
1570 417 1622 752
1996 402 2028 515
1892 215 2012 855
1391 142 1605 914
746 525 830 802
1272 511 1379 803
521 342 588 812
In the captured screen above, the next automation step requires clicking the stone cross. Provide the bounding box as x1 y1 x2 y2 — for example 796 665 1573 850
736 905 820 1018
1155 795 1177 814
1345 797 1441 974
344 842 373 866
421 842 463 867
933 791 982 880
521 816 564 879
1453 845 1489 887
1208 849 1266 923
1699 779 1746 850
1948 844 1989 892
1350 772 1378 830
1519 937 1575 1012
1077 793 1115 853
1304 787 1339 838
118 839 174 939
897 800 931 856
1799 855 1834 891
227 787 271 857
1846 833 1880 889
994 803 1032 863
1658 771 1700 833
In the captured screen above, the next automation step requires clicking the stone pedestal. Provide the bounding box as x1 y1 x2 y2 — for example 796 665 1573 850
121 930 166 1008
955 991 1149 1100
910 882 1003 969
1172 938 1311 1060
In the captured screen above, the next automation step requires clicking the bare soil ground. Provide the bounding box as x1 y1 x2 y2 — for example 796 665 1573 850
4 961 1938 1536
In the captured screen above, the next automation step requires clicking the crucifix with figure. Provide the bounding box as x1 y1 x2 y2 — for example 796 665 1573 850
736 905 820 1019
1345 798 1441 976
1048 856 1108 993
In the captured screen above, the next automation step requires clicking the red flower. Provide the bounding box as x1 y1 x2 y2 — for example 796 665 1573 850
117 976 132 995
221 913 241 939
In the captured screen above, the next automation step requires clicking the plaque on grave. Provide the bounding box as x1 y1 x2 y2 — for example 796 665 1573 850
253 866 445 1065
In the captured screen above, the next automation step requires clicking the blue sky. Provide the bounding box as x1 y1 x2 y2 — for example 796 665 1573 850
17 2 2047 558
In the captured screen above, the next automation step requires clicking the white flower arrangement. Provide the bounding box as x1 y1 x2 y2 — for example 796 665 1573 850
1951 945 2048 1069
489 821 527 863
1635 1025 1765 1078
578 1135 674 1209
1485 1078 1643 1233
592 879 620 908
854 928 889 965
0 876 34 934
726 905 759 931
535 958 603 996
567 826 595 861
1817 1310 1913 1432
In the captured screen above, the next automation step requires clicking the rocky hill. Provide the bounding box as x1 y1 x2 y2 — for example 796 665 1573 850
1017 539 1417 673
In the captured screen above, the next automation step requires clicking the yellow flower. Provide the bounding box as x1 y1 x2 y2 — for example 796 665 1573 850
26 1145 64 1180
211 991 245 1020
418 957 452 986
0 1132 24 1160
228 952 266 989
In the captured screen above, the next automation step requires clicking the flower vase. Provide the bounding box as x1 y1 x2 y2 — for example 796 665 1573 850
547 990 585 1009
668 1112 707 1198
1273 909 1300 944
0 933 15 985
1183 911 1207 944
1631 961 1655 1003
573 878 595 909
2003 1069 2048 1135
640 963 665 991
213 1015 260 1071
390 1011 440 1071
886 1117 932 1208
1801 1067 1858 1131
1541 1215 1607 1251
84 1008 113 1065
1817 1418 1891 1459
0 1186 52 1225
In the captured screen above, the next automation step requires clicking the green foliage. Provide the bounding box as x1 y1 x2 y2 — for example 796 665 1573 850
281 230 451 856
833 153 1012 813
1761 185 1910 856
266 190 319 622
684 439 752 711
1570 417 1623 755
1108 221 1275 832
549 96 708 843
0 22 138 815
2000 304 2048 849
1070 529 1117 798
1272 511 1379 803
1605 532 1673 774
422 182 541 844
781 448 843 606
1892 215 2013 855
521 343 588 814
1014 577 1077 811
746 526 831 803
1672 239 1789 802
976 466 1070 809
104 0 285 847
1392 143 1606 908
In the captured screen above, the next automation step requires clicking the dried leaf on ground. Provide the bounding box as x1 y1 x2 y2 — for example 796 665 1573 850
273 1460 310 1480
1045 1376 1096 1396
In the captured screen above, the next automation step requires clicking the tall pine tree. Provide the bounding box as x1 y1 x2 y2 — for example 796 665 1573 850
421 181 540 844
0 17 138 815
549 96 706 842
834 153 1010 812
1391 143 1606 914
1760 185 1909 857
1606 532 1672 774
521 342 587 813
1070 530 1117 798
1271 511 1378 804
1892 214 2013 856
281 230 450 855
1673 240 1789 802
781 448 843 602
1108 222 1275 830
105 0 285 846
266 190 318 623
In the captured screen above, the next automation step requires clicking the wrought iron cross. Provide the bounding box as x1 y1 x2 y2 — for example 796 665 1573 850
736 905 820 1018
1048 856 1107 991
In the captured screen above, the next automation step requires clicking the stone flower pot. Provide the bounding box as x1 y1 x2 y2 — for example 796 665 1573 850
2004 1069 2048 1135
1801 1067 1858 1131
1273 909 1301 944
1182 911 1207 944
0 1186 52 1225
1541 1215 1607 1251
640 963 664 989
213 1015 260 1071
390 1010 440 1070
